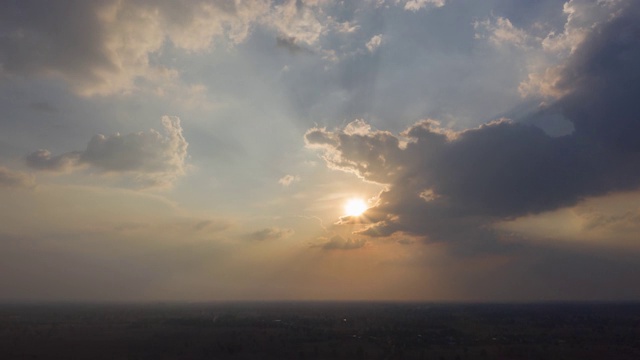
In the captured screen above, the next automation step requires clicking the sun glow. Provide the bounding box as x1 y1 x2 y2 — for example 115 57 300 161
344 198 368 217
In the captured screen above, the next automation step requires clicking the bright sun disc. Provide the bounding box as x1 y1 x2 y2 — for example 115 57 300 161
344 198 367 217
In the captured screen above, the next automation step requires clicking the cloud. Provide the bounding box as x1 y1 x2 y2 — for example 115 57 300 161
518 67 566 98
0 1 270 96
400 0 446 12
278 174 300 186
473 17 535 48
366 34 383 53
26 116 188 188
268 0 327 47
518 0 631 98
470 1 631 100
114 218 231 235
335 21 360 34
541 0 624 55
276 35 313 55
552 1 640 152
312 235 367 250
191 219 231 233
26 150 81 172
245 227 294 241
306 1 640 247
0 167 35 188
0 0 373 96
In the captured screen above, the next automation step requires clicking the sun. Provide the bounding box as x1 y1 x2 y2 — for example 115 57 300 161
344 198 368 217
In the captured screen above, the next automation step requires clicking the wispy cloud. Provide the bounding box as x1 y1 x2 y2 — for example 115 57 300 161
312 235 367 250
474 17 535 48
278 174 300 186
245 227 294 241
0 167 35 189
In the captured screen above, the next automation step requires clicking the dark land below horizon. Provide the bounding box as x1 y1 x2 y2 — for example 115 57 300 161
1 301 639 359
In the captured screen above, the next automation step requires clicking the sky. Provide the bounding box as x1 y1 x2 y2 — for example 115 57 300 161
1 0 640 302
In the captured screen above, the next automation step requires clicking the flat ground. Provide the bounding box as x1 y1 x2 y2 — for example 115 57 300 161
1 302 639 359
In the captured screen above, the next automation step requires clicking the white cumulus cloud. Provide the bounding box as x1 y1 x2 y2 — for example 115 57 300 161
278 174 300 186
366 34 383 53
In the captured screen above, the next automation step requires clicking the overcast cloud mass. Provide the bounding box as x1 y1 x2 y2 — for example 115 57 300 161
1 0 639 302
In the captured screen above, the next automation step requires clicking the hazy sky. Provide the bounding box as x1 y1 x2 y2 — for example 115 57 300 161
1 0 640 302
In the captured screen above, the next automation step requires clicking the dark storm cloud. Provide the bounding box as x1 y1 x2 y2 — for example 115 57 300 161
26 116 188 187
554 1 640 153
306 2 640 244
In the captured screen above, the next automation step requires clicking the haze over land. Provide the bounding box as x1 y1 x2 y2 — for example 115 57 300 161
1 0 640 302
